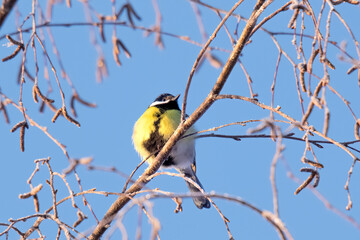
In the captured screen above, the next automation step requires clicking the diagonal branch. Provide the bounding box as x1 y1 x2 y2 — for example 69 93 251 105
88 1 269 239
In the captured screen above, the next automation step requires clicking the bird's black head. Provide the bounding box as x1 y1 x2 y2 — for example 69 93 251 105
150 93 180 110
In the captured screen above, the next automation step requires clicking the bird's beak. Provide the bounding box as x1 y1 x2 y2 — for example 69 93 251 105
173 94 180 101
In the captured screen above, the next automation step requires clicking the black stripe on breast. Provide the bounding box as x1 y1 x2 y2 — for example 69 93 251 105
142 109 166 154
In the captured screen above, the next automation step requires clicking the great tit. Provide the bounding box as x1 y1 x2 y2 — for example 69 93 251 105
132 93 210 209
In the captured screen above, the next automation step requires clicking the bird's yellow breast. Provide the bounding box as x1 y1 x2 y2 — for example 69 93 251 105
158 109 181 140
132 106 181 161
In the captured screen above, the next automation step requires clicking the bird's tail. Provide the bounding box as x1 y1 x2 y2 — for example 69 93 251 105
180 167 210 209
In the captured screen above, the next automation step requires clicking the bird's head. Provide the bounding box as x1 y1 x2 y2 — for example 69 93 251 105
149 93 180 110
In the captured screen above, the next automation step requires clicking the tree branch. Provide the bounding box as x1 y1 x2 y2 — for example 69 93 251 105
88 1 269 239
0 0 17 28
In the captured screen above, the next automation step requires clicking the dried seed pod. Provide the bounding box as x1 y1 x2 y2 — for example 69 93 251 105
116 39 131 59
20 125 25 152
298 63 307 92
6 35 24 48
301 82 323 124
70 92 97 118
313 172 320 188
2 45 22 62
344 0 359 5
347 65 357 75
295 170 316 195
324 58 335 70
62 107 80 127
52 108 62 123
298 62 307 72
300 167 316 173
99 15 106 42
39 100 45 113
32 85 38 103
73 211 87 228
11 121 27 132
113 36 121 66
323 108 330 136
307 48 319 74
75 94 97 108
33 85 55 103
70 95 77 117
355 120 360 140
302 158 324 169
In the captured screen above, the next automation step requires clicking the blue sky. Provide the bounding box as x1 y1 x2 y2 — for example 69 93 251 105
1 1 360 239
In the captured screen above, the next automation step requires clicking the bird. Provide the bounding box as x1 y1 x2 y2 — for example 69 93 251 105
132 93 210 209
